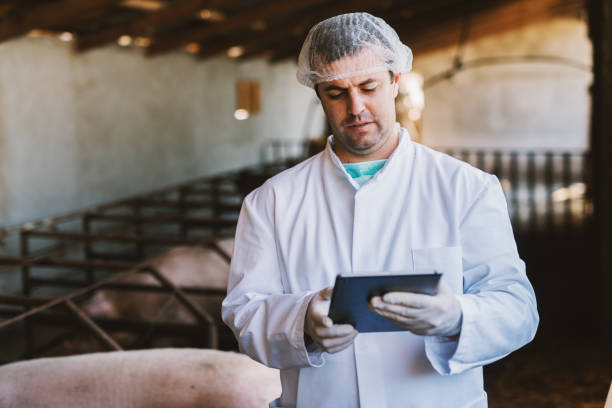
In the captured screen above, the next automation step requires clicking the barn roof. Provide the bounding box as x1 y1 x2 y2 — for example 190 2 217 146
0 0 584 61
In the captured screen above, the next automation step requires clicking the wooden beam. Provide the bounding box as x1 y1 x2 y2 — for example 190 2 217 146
195 29 255 59
75 0 230 52
0 0 124 43
259 0 501 62
54 6 129 33
0 2 15 18
266 0 584 62
587 0 612 343
402 0 585 56
268 37 304 63
146 0 331 56
236 0 397 62
198 0 379 60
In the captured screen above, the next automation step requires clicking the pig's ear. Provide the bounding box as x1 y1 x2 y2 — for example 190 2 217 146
83 292 118 318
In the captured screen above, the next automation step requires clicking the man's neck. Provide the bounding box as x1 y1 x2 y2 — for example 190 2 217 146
333 128 400 163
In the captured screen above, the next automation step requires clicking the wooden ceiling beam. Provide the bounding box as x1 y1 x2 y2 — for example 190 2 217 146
50 6 127 33
267 36 304 63
0 2 15 18
145 0 332 56
196 0 365 59
197 0 390 61
401 0 585 56
0 0 123 42
236 31 302 61
262 0 482 63
266 0 583 63
194 30 252 59
75 0 230 52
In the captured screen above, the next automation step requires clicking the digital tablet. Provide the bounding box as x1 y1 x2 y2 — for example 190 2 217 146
328 272 442 333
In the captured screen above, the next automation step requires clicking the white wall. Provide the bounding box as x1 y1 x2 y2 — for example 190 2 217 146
413 18 592 150
0 18 592 227
0 36 325 227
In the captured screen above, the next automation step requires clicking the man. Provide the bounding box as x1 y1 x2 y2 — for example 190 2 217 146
222 12 538 408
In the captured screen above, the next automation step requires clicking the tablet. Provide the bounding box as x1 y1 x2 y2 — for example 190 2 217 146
328 272 442 333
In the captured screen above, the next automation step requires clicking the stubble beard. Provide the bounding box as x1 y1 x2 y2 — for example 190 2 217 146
338 122 390 156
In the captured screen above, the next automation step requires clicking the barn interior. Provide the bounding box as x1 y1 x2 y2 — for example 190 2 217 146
0 0 611 407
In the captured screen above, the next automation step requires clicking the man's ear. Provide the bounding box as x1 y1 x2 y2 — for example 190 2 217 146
392 73 401 98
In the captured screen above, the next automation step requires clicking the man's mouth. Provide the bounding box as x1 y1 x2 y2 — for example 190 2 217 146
346 122 373 131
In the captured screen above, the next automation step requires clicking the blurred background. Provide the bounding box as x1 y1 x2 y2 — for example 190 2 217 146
0 0 610 407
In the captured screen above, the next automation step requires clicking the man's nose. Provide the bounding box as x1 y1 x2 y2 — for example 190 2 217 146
347 91 365 116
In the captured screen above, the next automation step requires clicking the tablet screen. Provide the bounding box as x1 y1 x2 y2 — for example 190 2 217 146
328 272 442 332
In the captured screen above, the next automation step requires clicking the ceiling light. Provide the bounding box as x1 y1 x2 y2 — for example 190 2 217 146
227 46 244 58
235 81 261 119
185 42 200 54
234 109 250 120
28 29 55 38
58 32 73 42
121 0 166 11
133 37 152 47
117 35 133 47
199 9 225 21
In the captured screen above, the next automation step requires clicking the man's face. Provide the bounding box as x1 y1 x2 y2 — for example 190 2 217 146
317 52 400 161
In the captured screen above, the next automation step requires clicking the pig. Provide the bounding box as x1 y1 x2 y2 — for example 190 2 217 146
49 239 235 354
84 238 234 323
0 348 280 408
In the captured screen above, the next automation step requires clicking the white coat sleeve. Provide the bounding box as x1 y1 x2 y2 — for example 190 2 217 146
221 181 324 370
425 174 539 374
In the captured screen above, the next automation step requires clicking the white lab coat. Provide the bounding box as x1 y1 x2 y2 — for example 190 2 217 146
222 126 538 408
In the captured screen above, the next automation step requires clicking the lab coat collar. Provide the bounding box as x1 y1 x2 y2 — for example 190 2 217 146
325 123 413 190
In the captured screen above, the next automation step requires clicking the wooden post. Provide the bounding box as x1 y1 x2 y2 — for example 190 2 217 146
587 0 612 342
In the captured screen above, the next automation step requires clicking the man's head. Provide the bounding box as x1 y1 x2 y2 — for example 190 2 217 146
296 13 413 161
297 13 412 88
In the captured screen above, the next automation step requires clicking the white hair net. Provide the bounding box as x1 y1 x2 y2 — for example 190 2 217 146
296 12 413 88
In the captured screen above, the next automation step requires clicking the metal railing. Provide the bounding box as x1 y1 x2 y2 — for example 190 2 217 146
442 148 590 233
0 142 591 364
0 172 247 363
259 139 591 233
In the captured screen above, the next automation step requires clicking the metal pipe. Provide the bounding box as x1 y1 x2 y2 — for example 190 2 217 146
0 256 136 271
0 265 146 330
24 278 226 296
21 223 223 244
143 266 218 349
64 299 123 351
527 152 537 232
84 214 237 227
20 231 31 295
0 308 211 337
82 214 94 284
132 199 241 211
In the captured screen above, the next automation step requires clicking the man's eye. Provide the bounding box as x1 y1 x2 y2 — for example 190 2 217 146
362 87 377 92
327 92 343 99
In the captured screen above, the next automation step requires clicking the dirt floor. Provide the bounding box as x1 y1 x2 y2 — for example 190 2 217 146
484 337 611 408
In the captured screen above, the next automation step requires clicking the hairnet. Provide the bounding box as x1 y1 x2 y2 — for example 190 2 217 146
296 12 413 88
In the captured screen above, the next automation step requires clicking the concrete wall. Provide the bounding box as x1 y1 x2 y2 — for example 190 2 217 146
413 18 592 150
0 18 592 227
0 37 326 227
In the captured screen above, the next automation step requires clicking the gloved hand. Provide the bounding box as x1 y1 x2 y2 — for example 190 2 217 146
305 287 358 353
369 282 462 337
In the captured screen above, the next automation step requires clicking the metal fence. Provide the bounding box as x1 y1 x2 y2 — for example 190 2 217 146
0 142 590 364
442 148 590 233
260 139 591 233
0 173 249 363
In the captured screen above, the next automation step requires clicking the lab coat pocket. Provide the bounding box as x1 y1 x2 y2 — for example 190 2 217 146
411 246 462 293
